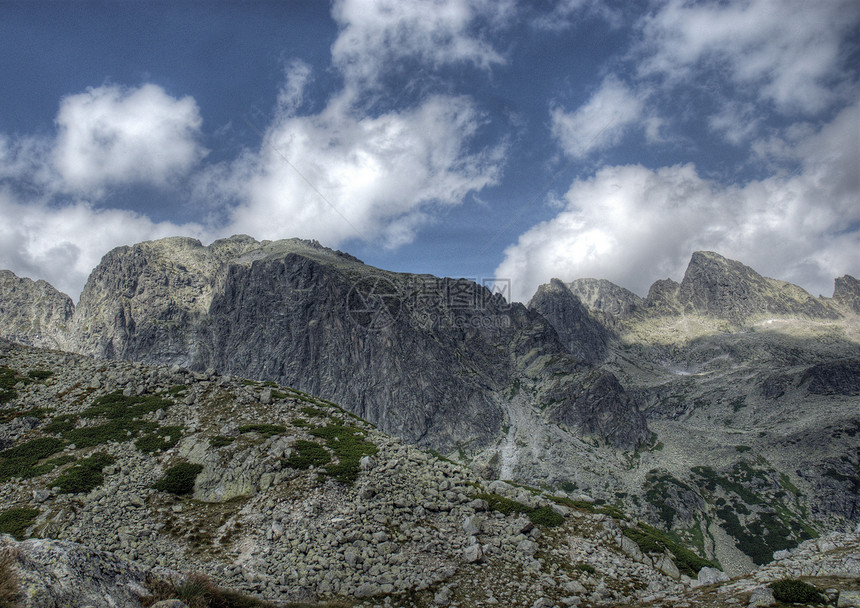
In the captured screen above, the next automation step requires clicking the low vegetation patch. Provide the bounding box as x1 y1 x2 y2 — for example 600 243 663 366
623 522 718 577
143 571 275 608
574 561 596 574
135 425 184 453
0 437 67 481
0 507 39 540
309 424 378 484
52 452 115 494
477 493 565 528
0 407 52 424
153 462 204 496
26 370 53 380
81 391 172 420
237 424 286 437
42 414 79 434
209 436 234 448
52 391 175 449
770 579 825 604
284 440 331 470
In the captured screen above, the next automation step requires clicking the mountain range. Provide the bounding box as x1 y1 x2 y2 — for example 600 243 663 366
1 236 858 577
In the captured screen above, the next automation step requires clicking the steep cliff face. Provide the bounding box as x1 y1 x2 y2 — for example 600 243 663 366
64 236 649 454
527 278 610 364
0 270 73 349
833 274 860 313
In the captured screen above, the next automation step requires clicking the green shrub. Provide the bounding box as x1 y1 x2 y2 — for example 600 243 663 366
309 424 378 484
241 423 284 436
43 414 79 434
0 507 39 540
26 370 53 380
135 426 183 453
237 424 286 437
0 437 66 481
300 406 326 418
53 452 115 494
623 522 717 577
153 462 203 495
0 407 51 424
62 419 150 448
596 505 626 520
574 561 596 574
284 440 331 470
476 493 532 516
770 579 825 604
209 436 234 448
82 392 172 420
528 505 564 528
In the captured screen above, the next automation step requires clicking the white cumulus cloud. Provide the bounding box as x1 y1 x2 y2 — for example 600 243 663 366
53 83 206 192
497 101 860 302
222 92 503 248
550 76 647 159
331 0 508 90
637 0 860 114
0 192 203 300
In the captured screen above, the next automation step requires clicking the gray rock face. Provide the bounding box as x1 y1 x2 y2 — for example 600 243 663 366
543 370 647 451
0 533 157 608
833 275 860 313
800 359 860 396
674 251 838 321
0 270 73 349
528 278 610 364
568 278 644 318
21 235 646 454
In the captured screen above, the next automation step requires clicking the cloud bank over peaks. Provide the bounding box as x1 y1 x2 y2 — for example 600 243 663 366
496 101 860 303
223 90 504 249
0 83 208 300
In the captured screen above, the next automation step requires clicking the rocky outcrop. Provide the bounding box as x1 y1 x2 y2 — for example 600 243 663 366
0 534 157 608
801 359 860 396
0 270 73 350
833 274 860 313
26 235 645 455
528 278 611 364
567 278 644 318
543 370 646 450
0 340 680 607
674 251 838 321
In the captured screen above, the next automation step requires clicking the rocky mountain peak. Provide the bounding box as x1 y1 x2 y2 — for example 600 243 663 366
567 278 644 318
657 251 838 321
527 278 611 364
833 274 860 313
0 270 73 350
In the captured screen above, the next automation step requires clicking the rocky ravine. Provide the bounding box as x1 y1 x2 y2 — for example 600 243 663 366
2 338 860 608
531 251 860 574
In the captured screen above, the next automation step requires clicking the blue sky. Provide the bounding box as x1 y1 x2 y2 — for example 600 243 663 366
1 0 858 302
